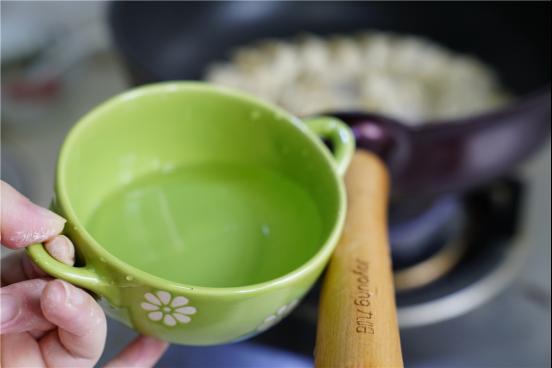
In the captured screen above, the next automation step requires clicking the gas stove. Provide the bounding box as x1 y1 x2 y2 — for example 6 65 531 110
247 175 535 343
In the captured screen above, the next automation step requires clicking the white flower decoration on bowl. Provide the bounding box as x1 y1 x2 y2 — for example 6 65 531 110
257 299 299 332
141 290 197 327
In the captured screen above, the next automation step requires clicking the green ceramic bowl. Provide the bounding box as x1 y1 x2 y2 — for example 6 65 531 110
27 82 354 345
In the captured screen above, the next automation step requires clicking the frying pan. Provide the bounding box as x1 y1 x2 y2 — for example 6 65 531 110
108 1 551 205
107 2 550 365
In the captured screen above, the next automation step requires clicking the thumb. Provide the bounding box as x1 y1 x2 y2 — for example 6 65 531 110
1 181 66 249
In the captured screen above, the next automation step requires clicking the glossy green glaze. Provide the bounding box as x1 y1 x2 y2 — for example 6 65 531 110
27 82 354 345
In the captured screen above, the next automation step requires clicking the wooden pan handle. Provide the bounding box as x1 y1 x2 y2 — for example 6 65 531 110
315 151 403 368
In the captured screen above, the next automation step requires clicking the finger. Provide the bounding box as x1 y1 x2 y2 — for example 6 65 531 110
1 180 66 249
44 235 75 265
39 280 106 367
30 329 48 339
40 331 99 368
1 251 46 286
1 332 46 368
104 336 169 368
1 279 54 334
1 235 74 286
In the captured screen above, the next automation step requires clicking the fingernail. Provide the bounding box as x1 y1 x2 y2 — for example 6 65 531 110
54 280 86 308
1 293 21 325
45 280 68 306
45 235 74 265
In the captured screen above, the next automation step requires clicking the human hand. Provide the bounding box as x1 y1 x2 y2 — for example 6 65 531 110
1 181 169 367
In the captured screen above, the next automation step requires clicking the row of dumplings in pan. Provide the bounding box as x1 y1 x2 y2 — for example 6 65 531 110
205 32 508 125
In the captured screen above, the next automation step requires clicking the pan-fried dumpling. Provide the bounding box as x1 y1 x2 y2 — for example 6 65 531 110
205 31 508 125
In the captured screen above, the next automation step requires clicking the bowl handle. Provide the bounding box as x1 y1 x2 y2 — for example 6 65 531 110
303 116 355 177
26 243 120 304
